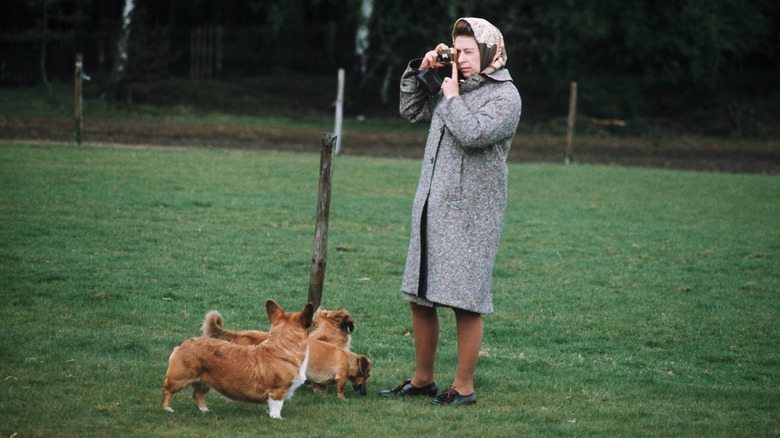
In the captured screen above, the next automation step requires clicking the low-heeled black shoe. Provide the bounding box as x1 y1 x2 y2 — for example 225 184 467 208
430 387 477 405
378 380 438 397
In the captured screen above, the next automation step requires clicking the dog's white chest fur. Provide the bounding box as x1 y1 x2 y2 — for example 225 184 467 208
285 344 309 400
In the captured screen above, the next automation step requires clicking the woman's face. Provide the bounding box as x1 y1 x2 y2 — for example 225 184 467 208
454 36 481 77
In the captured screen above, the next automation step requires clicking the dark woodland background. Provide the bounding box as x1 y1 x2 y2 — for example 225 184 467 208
2 0 778 139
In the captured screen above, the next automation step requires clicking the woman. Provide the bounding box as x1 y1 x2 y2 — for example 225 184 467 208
378 18 521 405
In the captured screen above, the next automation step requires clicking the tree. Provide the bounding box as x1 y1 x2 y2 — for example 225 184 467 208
107 0 135 102
354 0 373 78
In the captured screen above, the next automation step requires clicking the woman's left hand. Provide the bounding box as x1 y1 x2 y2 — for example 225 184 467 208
441 62 459 99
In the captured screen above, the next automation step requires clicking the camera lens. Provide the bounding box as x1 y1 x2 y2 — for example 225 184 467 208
436 48 457 65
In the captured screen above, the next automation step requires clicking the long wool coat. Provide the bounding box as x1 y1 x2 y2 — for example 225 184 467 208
399 60 522 314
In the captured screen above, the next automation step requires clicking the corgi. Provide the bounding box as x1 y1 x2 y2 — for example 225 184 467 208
162 300 314 419
202 309 371 399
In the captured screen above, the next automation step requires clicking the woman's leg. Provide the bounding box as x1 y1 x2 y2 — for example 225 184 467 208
410 302 439 387
451 308 483 395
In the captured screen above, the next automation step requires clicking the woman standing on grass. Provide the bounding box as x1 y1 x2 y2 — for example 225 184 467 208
379 17 521 405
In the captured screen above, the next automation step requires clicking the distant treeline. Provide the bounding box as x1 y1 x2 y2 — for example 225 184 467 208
1 0 778 134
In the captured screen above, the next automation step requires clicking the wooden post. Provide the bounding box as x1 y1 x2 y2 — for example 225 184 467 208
308 133 337 309
334 69 345 155
74 53 83 146
565 81 577 165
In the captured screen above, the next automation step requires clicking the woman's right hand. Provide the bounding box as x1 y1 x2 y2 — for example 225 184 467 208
419 43 450 71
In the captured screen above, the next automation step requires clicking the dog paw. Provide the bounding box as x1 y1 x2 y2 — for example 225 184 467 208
267 399 284 419
199 407 209 413
163 407 174 413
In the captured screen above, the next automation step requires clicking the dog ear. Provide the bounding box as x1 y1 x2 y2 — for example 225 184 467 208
341 319 355 334
358 356 371 375
300 303 315 329
265 300 283 322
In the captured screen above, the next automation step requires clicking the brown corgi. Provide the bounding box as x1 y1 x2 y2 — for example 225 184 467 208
202 309 371 399
162 300 314 419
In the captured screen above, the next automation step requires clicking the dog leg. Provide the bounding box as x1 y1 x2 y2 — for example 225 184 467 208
335 378 347 400
162 377 193 412
335 365 349 400
163 347 202 412
163 379 187 412
267 398 284 419
191 381 211 412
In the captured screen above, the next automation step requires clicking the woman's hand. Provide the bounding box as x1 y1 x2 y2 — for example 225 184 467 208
419 43 450 71
441 62 459 99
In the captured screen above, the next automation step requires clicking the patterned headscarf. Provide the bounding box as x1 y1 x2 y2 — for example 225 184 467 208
452 17 507 74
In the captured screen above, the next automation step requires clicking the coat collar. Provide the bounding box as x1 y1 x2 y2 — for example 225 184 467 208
459 69 513 93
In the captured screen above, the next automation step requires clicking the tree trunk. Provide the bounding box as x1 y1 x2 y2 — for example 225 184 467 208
354 0 373 76
352 0 373 114
108 0 135 103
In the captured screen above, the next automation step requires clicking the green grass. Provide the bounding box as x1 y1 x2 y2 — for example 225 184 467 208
1 143 778 437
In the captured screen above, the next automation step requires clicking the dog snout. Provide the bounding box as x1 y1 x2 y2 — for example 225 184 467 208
353 382 367 396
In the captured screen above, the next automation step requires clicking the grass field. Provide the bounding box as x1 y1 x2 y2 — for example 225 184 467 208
1 143 778 437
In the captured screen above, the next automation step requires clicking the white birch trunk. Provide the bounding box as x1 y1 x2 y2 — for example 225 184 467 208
354 0 373 76
112 0 135 84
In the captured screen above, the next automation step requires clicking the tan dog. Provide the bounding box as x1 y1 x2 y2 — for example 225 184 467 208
162 300 314 419
202 309 370 399
310 308 354 350
306 340 371 398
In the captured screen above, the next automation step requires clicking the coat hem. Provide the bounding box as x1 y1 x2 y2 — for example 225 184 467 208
402 291 494 315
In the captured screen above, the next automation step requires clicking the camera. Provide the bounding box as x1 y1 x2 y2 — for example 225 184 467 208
436 48 458 65
415 47 463 95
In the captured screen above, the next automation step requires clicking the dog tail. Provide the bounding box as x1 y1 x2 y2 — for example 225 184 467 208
201 310 226 339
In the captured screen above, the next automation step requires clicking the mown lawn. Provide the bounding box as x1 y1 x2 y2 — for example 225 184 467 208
1 143 778 437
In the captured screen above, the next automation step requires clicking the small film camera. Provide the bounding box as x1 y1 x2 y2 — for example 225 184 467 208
436 48 458 65
415 47 462 95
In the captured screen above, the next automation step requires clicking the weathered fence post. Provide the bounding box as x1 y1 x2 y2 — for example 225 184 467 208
308 133 337 308
334 68 345 155
565 81 577 165
74 53 83 146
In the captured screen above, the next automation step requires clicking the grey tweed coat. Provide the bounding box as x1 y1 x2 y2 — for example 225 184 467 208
399 59 521 314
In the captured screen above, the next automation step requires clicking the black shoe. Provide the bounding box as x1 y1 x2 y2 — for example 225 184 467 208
378 380 438 397
430 387 477 405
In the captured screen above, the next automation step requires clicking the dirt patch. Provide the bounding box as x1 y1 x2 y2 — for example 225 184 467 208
1 115 777 174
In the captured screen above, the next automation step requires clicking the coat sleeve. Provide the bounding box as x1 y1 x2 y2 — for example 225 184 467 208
399 59 438 124
440 82 521 150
